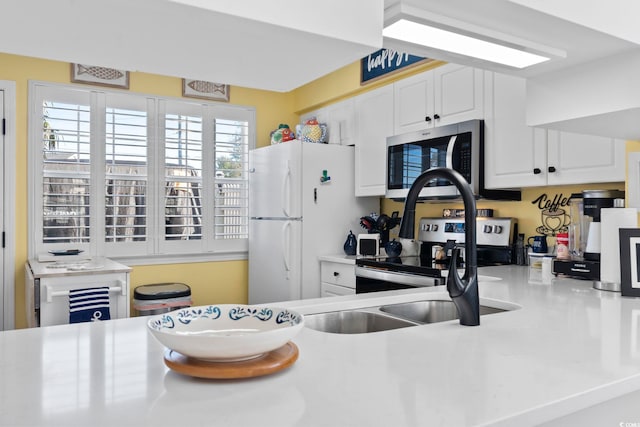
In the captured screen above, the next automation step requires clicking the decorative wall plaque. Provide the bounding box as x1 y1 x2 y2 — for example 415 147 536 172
71 64 129 89
182 79 230 102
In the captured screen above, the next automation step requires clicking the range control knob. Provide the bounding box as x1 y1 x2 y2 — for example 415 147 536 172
432 224 438 232
422 223 431 231
483 225 493 233
493 225 503 234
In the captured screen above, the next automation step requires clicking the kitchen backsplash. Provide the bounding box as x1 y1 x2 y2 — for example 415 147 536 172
382 182 628 245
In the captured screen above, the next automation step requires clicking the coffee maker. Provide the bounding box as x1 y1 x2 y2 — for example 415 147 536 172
583 190 625 261
553 189 625 285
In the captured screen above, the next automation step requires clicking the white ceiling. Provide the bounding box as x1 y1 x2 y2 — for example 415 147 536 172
383 0 640 79
2 0 640 92
508 0 640 46
0 0 383 92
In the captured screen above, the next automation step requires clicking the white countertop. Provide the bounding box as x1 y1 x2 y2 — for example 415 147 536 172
2 265 640 426
318 254 358 264
28 257 132 278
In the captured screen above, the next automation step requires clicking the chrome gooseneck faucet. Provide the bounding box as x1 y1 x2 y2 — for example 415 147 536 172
398 167 480 326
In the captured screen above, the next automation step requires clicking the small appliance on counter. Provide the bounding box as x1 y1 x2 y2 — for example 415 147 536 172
583 189 625 261
552 189 629 291
357 233 380 256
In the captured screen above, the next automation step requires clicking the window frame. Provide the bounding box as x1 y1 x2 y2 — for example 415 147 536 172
28 81 254 264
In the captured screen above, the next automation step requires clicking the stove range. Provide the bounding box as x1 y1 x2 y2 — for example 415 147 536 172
354 217 517 294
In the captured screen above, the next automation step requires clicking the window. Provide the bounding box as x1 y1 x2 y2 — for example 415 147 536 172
164 112 202 241
29 83 254 261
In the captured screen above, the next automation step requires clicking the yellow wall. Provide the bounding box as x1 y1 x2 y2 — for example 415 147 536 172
1 52 296 328
130 261 248 308
292 59 446 114
4 51 639 328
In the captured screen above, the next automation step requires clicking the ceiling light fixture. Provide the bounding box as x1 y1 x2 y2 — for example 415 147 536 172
383 18 550 69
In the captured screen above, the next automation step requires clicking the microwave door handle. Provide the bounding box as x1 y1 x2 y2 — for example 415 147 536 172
445 135 457 170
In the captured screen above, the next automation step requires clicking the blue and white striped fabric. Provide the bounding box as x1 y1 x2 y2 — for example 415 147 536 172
69 287 111 323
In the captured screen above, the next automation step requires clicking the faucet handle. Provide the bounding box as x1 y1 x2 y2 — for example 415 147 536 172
447 248 465 297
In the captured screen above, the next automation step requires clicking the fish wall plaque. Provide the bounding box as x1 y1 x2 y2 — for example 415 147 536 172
182 79 230 102
70 63 129 89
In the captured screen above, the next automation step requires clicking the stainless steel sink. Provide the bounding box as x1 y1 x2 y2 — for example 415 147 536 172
304 310 417 334
304 299 512 334
379 300 506 324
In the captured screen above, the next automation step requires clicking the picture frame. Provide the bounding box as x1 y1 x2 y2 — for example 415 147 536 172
620 228 640 297
182 79 230 102
70 63 129 89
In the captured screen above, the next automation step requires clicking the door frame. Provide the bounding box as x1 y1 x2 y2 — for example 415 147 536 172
1 81 16 330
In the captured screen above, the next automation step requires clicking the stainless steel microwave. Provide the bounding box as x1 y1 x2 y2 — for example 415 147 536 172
385 119 520 201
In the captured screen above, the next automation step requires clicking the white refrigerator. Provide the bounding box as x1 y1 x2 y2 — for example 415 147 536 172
248 141 379 304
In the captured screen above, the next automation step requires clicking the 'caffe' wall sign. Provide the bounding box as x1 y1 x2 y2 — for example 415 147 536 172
531 193 571 236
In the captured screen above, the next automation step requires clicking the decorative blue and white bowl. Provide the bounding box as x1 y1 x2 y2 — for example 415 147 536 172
147 305 304 362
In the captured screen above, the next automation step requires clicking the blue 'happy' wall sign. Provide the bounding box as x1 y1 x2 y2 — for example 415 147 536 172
361 49 429 84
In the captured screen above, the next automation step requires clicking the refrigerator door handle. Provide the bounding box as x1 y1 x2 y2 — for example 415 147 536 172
282 221 291 273
281 161 291 217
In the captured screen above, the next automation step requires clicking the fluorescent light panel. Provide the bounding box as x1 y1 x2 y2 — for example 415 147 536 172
383 19 550 68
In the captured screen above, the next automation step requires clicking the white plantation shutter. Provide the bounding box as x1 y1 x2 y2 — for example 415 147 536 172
164 112 203 241
105 104 148 243
214 117 249 240
40 92 92 246
30 82 254 260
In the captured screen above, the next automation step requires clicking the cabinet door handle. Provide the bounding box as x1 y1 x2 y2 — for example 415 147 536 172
434 114 440 120
333 271 340 277
533 168 542 174
548 166 556 173
425 116 432 122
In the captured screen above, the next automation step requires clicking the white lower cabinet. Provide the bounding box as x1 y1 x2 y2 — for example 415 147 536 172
320 260 356 297
321 282 355 297
25 258 131 328
484 72 626 189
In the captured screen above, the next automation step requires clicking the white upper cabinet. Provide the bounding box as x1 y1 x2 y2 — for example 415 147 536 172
393 64 483 135
325 98 356 146
545 130 625 185
301 64 626 196
484 72 547 189
300 102 355 146
484 72 625 189
354 84 394 197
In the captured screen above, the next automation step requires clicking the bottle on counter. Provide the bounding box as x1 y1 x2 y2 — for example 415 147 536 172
555 232 570 260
